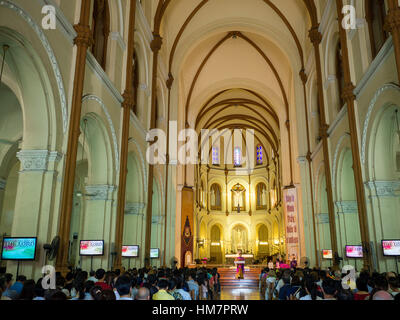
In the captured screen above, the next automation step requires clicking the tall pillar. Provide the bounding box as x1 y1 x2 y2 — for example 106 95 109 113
56 0 92 274
309 27 339 267
300 68 319 267
81 185 116 271
386 0 400 82
113 0 137 270
10 150 61 279
144 34 162 268
336 0 373 271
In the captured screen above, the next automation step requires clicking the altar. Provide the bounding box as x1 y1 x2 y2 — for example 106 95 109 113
225 253 254 265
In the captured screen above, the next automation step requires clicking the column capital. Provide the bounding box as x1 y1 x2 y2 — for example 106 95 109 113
17 150 62 172
385 6 400 32
365 180 400 197
125 202 146 215
342 83 356 101
166 73 174 89
309 26 322 45
299 69 308 84
73 24 93 47
150 34 163 53
85 184 116 201
122 91 134 110
335 201 358 214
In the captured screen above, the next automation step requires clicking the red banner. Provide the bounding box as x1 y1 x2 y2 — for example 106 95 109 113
283 187 300 261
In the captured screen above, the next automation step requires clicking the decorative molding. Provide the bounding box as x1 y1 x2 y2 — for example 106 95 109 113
16 150 61 172
110 31 126 51
317 213 330 224
335 201 358 214
324 75 336 90
297 156 307 164
365 180 400 197
0 0 68 133
152 215 164 225
41 0 76 43
85 184 116 201
82 95 120 173
361 83 400 164
0 178 6 190
125 202 145 215
86 52 124 103
354 36 394 98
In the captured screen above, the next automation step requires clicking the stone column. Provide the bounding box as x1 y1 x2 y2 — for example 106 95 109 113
56 0 93 274
309 26 339 267
114 0 137 270
81 185 116 271
144 34 163 268
7 150 62 279
336 0 373 271
386 0 400 82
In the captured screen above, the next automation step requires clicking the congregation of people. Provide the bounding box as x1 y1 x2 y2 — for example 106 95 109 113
0 267 221 301
259 265 400 301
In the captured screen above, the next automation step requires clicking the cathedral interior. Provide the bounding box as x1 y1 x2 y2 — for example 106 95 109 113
0 0 399 280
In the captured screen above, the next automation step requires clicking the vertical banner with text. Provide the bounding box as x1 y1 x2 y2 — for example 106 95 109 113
283 187 300 261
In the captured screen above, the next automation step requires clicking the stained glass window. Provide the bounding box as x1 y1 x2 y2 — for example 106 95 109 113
234 147 241 166
212 147 219 165
256 145 263 165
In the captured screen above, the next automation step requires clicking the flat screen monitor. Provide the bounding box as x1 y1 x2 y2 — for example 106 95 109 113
1 237 37 261
322 249 333 259
122 245 139 258
79 240 104 256
345 245 363 258
150 248 159 259
382 240 400 257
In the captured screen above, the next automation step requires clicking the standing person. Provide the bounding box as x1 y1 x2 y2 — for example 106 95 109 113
265 270 277 300
290 255 298 269
187 272 199 300
235 250 245 280
175 277 191 300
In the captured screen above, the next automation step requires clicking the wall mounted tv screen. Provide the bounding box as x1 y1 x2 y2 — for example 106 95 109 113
122 245 139 258
150 248 159 259
345 245 363 258
382 240 400 257
1 237 37 261
79 240 104 256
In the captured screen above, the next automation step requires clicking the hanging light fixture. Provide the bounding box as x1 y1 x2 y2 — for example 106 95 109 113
0 44 10 85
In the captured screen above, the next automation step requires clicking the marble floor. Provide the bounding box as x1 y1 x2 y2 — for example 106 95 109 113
220 287 263 300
